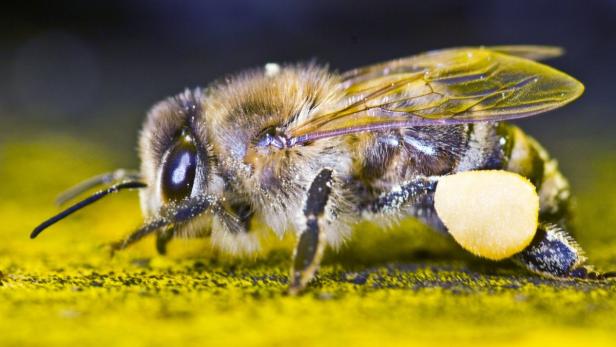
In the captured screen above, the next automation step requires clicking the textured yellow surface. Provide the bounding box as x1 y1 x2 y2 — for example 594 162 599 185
435 170 539 260
1 136 616 347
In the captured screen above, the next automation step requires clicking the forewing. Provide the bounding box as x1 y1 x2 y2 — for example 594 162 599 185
486 45 564 61
287 46 583 144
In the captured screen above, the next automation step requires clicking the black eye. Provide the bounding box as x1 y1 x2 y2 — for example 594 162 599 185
161 134 198 202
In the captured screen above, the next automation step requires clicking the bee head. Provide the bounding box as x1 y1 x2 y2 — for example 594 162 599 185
29 88 219 240
31 88 236 243
138 88 220 218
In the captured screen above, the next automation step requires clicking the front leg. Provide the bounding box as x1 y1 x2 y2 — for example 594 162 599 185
154 202 254 255
108 195 240 254
289 169 334 295
155 226 175 255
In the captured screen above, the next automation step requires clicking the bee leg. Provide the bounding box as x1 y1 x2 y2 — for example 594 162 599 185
289 169 334 295
108 195 216 255
157 204 248 256
155 226 175 255
108 219 167 255
362 176 442 230
230 202 254 231
513 223 615 280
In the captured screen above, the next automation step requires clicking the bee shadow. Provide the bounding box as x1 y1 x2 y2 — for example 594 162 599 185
320 222 522 275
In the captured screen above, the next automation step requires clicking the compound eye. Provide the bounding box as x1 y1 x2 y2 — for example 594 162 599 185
161 134 198 202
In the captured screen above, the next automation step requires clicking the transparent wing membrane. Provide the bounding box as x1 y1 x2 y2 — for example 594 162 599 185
288 46 583 144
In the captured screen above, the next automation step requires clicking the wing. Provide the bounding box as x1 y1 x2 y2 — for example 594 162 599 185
286 46 583 145
486 45 564 61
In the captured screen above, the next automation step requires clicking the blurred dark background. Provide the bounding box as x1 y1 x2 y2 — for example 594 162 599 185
1 0 615 173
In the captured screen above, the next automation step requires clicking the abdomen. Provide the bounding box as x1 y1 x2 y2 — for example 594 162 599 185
351 122 572 226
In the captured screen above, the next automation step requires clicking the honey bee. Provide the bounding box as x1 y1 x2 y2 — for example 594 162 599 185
32 45 615 294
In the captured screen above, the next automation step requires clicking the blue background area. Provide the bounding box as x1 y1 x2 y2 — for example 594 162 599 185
1 0 615 165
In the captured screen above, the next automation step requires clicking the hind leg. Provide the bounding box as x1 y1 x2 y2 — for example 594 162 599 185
514 223 586 278
510 141 615 279
509 161 591 278
362 174 614 280
513 223 616 279
513 163 611 280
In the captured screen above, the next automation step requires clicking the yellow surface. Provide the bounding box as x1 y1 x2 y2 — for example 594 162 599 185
435 170 539 260
1 135 616 347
